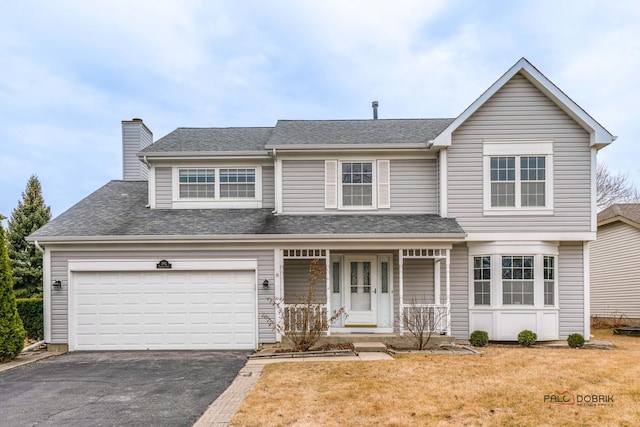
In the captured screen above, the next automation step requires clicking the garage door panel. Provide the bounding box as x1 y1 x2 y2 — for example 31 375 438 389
71 270 256 350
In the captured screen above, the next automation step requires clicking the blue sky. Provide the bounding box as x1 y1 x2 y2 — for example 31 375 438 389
1 0 639 219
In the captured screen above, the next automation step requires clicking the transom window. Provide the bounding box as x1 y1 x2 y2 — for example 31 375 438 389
502 256 534 305
490 156 546 208
342 162 373 207
179 169 215 198
177 168 257 200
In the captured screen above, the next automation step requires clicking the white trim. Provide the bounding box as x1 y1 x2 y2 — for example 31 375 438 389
68 259 258 272
325 249 331 336
583 241 591 338
467 241 559 256
483 140 553 156
398 249 404 335
439 149 448 217
591 148 598 233
466 232 595 241
274 249 283 342
275 157 283 213
43 247 52 343
148 166 156 209
445 249 451 335
432 58 615 148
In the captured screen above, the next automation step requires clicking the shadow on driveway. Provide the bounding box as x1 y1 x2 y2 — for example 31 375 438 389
0 350 249 427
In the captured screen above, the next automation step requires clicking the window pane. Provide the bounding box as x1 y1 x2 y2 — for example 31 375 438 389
219 169 256 198
473 256 491 306
350 262 358 293
381 262 389 293
179 169 215 198
341 162 374 207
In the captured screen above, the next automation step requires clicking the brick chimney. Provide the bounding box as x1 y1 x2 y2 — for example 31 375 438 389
122 118 152 181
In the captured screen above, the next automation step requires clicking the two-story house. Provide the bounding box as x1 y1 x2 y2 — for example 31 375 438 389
29 58 614 351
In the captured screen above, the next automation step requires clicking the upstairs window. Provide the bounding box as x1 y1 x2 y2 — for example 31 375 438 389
173 167 262 208
483 141 553 214
179 169 215 198
220 169 255 198
342 162 373 207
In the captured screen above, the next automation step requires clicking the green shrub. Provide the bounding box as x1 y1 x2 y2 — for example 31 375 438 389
16 298 43 340
517 329 537 347
567 333 585 349
469 330 489 347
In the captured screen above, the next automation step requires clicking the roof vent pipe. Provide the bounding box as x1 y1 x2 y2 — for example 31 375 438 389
372 101 379 119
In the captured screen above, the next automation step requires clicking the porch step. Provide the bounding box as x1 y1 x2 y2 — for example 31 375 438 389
353 342 388 353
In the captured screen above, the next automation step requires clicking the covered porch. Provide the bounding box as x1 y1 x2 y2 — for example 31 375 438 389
273 247 453 342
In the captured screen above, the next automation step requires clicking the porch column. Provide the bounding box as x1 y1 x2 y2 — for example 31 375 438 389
325 249 331 336
434 259 441 305
274 249 283 342
446 249 451 336
398 249 404 335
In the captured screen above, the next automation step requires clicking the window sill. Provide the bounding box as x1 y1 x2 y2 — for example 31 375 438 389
172 199 263 209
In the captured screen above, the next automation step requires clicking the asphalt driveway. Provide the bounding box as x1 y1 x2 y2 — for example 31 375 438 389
0 350 249 427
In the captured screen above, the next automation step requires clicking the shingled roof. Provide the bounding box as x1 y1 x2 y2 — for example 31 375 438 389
140 127 273 154
29 181 464 241
138 118 455 154
266 119 455 147
598 203 640 229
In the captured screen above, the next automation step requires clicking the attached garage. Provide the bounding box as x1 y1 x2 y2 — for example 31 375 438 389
68 260 258 351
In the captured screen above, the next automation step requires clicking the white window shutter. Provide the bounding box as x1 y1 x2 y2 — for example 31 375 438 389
325 160 338 208
377 160 391 209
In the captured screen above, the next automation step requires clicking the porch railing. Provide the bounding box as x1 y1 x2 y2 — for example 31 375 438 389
282 303 327 333
400 303 449 334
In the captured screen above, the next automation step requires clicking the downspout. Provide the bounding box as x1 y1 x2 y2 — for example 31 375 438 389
34 240 44 254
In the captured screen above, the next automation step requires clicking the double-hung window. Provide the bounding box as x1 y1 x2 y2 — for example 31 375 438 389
220 169 255 198
342 162 373 207
473 256 491 305
179 169 215 198
483 141 553 214
501 256 534 305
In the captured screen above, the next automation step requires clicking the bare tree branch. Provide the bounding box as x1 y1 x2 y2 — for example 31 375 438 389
597 163 640 211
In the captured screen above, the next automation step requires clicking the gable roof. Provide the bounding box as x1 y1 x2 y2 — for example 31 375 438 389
28 181 465 243
140 127 273 155
431 57 616 149
598 203 640 229
266 119 454 149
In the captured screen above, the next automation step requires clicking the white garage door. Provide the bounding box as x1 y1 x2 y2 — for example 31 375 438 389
70 270 256 351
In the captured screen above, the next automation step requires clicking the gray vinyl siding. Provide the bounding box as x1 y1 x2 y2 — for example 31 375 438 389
449 244 469 339
448 73 592 233
390 158 438 213
49 247 275 344
283 259 326 304
262 165 275 209
558 242 585 338
282 159 325 213
591 222 640 319
122 121 152 181
400 259 435 303
155 167 172 208
281 158 438 214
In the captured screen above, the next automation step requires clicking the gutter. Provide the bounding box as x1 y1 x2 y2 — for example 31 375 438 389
34 240 44 253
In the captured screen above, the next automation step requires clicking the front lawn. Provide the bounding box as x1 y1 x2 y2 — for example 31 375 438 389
231 330 640 426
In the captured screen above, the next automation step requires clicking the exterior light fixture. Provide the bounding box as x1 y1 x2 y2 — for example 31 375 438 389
262 279 269 289
52 280 62 290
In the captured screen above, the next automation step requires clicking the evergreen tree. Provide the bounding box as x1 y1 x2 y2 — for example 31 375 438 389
7 175 51 298
0 223 26 361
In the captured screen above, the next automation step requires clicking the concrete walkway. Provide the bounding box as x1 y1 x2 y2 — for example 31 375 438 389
193 352 393 426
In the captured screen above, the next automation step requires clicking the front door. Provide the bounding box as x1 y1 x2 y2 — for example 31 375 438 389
345 256 377 325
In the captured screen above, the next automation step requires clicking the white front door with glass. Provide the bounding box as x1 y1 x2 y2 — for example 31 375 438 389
345 256 378 325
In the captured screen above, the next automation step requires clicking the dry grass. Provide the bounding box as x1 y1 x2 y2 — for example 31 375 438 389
231 330 640 426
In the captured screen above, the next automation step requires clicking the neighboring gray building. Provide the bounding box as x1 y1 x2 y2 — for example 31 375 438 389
591 204 640 321
29 58 615 351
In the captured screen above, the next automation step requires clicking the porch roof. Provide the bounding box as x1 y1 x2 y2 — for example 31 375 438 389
28 181 465 242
